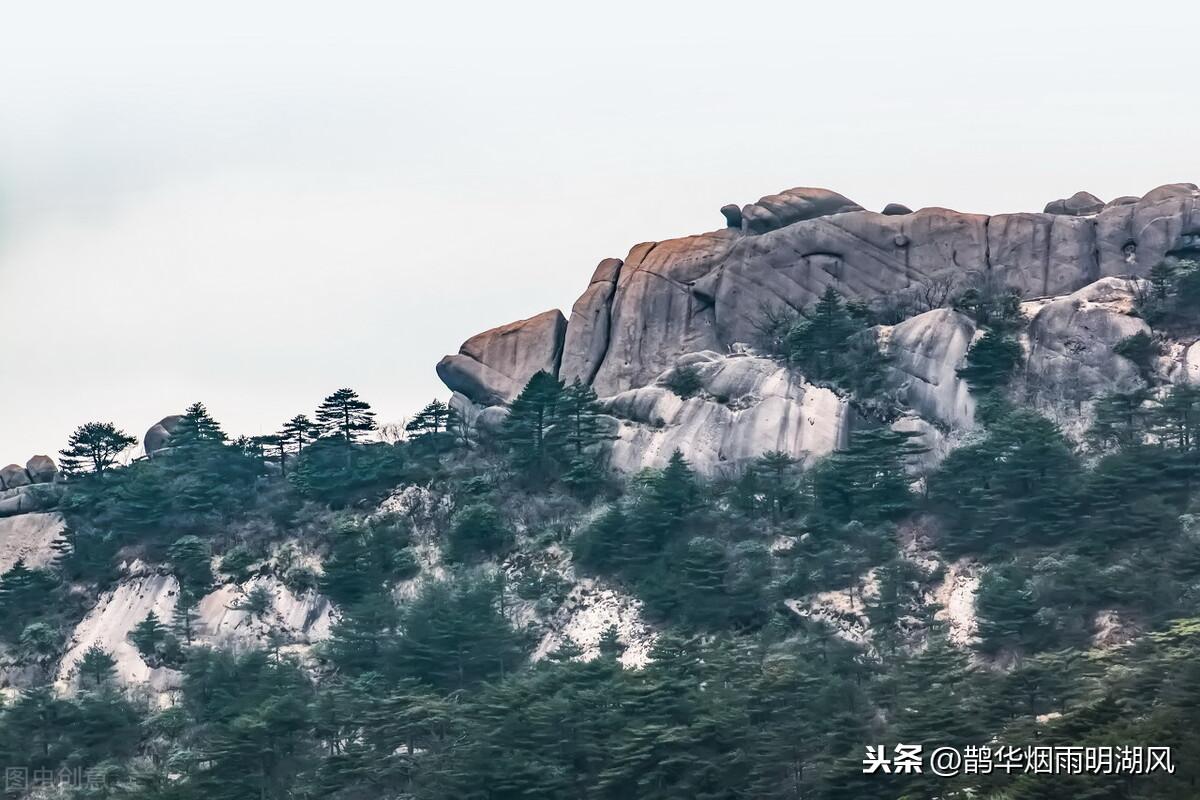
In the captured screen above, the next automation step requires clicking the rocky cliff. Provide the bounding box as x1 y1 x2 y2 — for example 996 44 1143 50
438 183 1200 472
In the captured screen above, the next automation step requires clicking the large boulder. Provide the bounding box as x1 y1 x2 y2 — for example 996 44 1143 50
0 464 30 490
1044 191 1105 216
144 415 184 457
436 309 567 405
25 455 58 484
601 351 852 474
559 258 623 385
882 203 913 216
0 482 65 517
739 187 863 234
590 233 736 396
1095 183 1200 278
885 308 977 430
1023 278 1149 404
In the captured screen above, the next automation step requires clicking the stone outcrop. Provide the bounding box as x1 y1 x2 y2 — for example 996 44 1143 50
55 568 333 696
437 182 1199 472
882 203 913 216
25 455 58 484
560 259 623 386
144 414 183 456
737 187 863 234
1022 277 1150 403
436 309 567 405
0 484 60 517
0 456 61 517
601 351 852 473
1044 191 1105 216
884 308 978 430
0 464 31 490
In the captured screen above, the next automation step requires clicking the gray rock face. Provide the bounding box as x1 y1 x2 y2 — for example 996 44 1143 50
0 484 62 517
1022 278 1149 403
448 392 510 436
25 455 58 484
581 183 1199 395
589 233 737 396
1044 191 1105 216
0 512 63 572
437 309 567 405
559 259 623 386
882 203 913 216
601 351 852 474
144 415 184 457
885 309 977 430
0 465 30 490
739 187 863 234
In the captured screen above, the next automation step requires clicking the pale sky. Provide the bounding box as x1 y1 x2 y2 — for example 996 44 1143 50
1 0 1196 465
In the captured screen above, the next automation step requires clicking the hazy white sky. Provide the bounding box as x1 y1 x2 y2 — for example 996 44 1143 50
1 0 1196 464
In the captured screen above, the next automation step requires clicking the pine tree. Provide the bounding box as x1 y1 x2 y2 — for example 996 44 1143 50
405 399 452 439
315 388 376 443
975 563 1048 652
931 409 1080 552
1089 388 1152 450
131 611 167 659
173 587 200 645
752 450 801 521
500 371 565 481
809 427 923 525
252 433 288 475
1113 330 1161 377
638 451 699 552
786 287 858 381
677 536 730 626
168 535 213 594
0 559 57 630
280 414 320 455
572 504 628 571
59 421 137 476
77 644 117 688
557 380 611 494
446 503 511 563
958 329 1023 394
598 624 624 660
169 402 227 449
1153 383 1200 453
556 380 610 456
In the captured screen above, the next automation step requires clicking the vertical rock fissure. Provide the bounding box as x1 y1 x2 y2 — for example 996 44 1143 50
583 261 623 388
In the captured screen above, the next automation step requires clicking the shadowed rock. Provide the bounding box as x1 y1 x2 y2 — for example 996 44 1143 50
0 465 30 490
25 455 58 484
145 415 184 457
882 203 913 215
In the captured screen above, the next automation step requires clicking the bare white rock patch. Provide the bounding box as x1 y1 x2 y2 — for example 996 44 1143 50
532 578 656 668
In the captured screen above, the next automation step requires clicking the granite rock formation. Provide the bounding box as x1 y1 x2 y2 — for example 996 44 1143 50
436 309 567 406
145 415 184 456
437 183 1200 473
